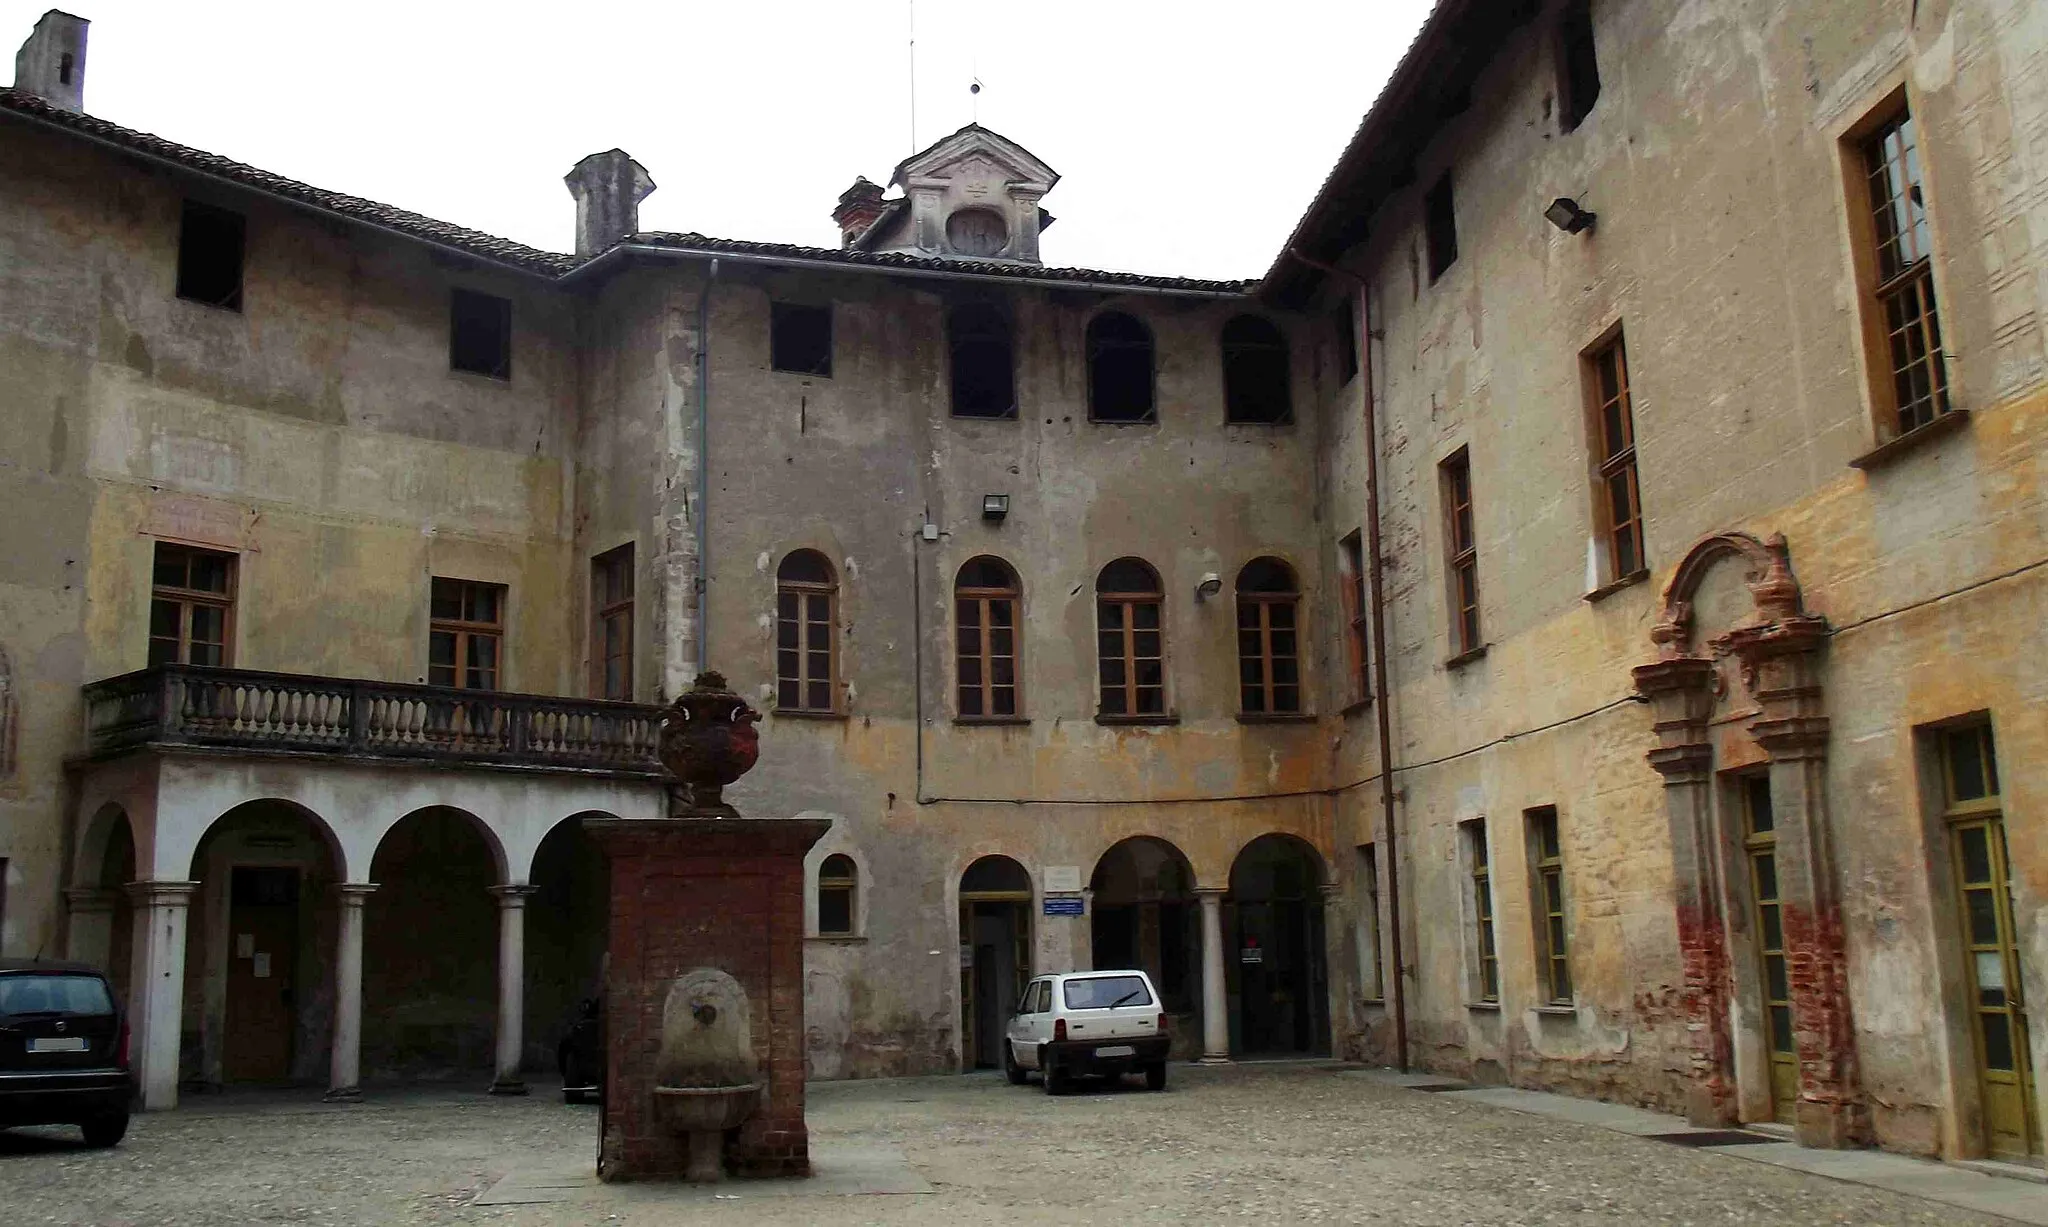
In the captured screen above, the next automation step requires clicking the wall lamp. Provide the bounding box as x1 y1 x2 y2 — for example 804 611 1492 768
1545 197 1597 235
1194 572 1223 600
981 494 1009 522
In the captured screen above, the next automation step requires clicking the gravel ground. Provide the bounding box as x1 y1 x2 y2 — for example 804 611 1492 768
0 1064 2011 1226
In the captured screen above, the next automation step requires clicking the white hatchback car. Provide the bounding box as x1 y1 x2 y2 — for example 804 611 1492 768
1003 969 1170 1094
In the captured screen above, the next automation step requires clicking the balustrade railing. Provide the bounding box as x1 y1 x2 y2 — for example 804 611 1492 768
82 666 667 774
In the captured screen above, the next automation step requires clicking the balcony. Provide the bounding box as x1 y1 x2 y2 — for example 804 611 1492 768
83 665 669 777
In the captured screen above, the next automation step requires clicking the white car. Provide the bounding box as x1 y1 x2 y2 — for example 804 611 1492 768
1003 970 1170 1094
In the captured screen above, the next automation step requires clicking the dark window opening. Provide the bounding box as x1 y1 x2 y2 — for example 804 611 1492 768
947 303 1016 418
1425 174 1458 281
1087 311 1155 423
771 302 833 377
58 53 73 86
1559 0 1601 132
1335 295 1359 385
175 201 245 312
450 288 512 380
1221 315 1291 424
818 854 856 935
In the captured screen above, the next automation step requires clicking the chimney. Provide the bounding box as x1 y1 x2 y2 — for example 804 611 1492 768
564 150 655 259
832 177 888 249
13 10 88 112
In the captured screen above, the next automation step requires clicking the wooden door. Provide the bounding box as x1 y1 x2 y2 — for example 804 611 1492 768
1742 776 1797 1124
1953 816 2039 1158
225 867 299 1083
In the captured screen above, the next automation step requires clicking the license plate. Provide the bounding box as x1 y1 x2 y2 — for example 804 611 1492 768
28 1037 87 1053
1094 1045 1135 1058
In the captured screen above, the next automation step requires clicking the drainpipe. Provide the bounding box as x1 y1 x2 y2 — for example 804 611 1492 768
1288 247 1408 1073
695 259 718 677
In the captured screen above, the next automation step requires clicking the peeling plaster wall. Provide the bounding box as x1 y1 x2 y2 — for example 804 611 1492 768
1315 0 2047 1158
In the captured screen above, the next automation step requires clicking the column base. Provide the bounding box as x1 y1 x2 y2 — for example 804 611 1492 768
488 1077 530 1097
1198 1055 1233 1065
321 1086 363 1104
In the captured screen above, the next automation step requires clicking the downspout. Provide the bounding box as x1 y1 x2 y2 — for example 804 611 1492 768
1288 246 1408 1073
695 259 719 677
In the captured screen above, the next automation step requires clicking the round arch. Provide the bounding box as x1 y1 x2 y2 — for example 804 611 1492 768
524 811 614 1076
1090 836 1199 1022
363 806 504 1079
1226 833 1330 1057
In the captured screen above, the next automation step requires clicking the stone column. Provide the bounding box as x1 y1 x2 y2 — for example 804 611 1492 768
126 880 199 1111
1319 881 1346 1059
1196 887 1230 1064
489 885 538 1095
1632 657 1737 1127
64 887 118 968
324 883 376 1103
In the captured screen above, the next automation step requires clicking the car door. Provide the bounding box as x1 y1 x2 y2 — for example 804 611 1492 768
1016 979 1049 1068
1005 978 1039 1068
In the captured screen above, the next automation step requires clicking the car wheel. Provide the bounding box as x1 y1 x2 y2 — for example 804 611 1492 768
1041 1052 1065 1096
80 1112 129 1148
1003 1041 1027 1086
1145 1061 1168 1092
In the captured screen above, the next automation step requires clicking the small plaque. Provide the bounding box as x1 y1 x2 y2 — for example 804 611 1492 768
1043 866 1082 894
1043 896 1085 917
236 933 255 959
252 953 271 979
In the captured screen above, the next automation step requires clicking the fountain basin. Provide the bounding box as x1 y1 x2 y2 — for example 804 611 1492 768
652 1083 762 1182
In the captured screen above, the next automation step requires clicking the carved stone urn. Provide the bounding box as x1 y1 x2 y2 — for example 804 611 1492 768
657 670 761 817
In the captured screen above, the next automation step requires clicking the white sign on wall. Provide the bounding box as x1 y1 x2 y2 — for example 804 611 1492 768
1043 866 1082 894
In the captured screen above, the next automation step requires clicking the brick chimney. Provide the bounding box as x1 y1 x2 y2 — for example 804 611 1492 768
13 10 88 112
564 149 655 259
832 177 888 249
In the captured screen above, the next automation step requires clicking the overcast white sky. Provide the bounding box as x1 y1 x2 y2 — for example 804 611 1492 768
6 1 1434 280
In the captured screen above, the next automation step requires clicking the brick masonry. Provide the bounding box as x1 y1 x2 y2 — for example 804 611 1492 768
586 818 830 1181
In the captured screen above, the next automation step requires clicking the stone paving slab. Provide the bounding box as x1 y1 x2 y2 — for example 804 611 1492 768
474 1138 931 1206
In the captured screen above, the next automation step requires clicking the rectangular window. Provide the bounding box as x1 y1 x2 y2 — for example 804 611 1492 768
956 571 1020 718
1854 100 1949 436
770 302 833 377
775 571 837 713
1357 844 1384 1001
1340 531 1370 703
1586 331 1645 580
1464 819 1498 1003
591 544 634 701
1425 173 1458 281
1558 0 1601 132
175 201 245 311
1440 449 1481 656
1528 807 1572 1004
1334 295 1359 386
450 288 512 380
429 578 504 690
1098 594 1166 717
817 855 856 936
149 543 236 667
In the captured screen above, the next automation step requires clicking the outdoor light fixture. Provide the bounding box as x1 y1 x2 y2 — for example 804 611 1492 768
1195 572 1223 600
982 493 1009 522
1544 197 1597 235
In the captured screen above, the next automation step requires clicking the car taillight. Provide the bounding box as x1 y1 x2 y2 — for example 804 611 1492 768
115 1018 131 1071
1054 1018 1067 1042
1157 1013 1169 1033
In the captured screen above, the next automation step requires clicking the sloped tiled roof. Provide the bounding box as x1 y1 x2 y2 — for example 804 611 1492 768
0 89 1254 296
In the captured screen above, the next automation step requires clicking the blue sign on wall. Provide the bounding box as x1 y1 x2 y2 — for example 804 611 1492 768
1043 896 1085 916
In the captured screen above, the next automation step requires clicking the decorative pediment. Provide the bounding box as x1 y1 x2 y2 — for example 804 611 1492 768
890 124 1059 192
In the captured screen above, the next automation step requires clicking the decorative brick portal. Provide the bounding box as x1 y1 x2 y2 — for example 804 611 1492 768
585 818 830 1181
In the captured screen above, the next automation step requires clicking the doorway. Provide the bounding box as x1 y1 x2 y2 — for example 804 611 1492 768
224 867 300 1083
1739 774 1798 1125
959 856 1032 1071
1227 835 1328 1057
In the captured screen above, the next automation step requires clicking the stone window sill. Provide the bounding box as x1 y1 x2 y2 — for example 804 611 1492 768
1583 569 1650 604
1236 712 1317 724
1465 1000 1502 1013
1359 996 1387 1009
806 934 866 944
1340 697 1373 717
953 715 1031 726
1444 644 1490 671
1095 713 1181 727
1849 408 1971 470
1533 1003 1577 1017
772 708 848 721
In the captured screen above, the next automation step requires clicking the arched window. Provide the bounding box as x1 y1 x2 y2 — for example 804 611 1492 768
818 853 857 935
956 557 1021 718
1221 315 1291 424
1237 557 1301 714
948 303 1015 419
775 550 837 712
1087 311 1155 423
1096 558 1165 717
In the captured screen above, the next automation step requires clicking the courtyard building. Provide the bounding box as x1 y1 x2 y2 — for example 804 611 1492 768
0 0 2039 1175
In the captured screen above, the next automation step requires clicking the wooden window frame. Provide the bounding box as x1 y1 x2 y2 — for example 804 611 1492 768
1340 531 1371 705
149 542 237 668
1439 449 1482 658
591 543 634 701
429 577 506 691
1465 819 1499 1003
817 853 858 937
1528 807 1572 1005
1096 561 1166 719
1583 326 1646 584
955 559 1023 719
1235 559 1302 715
775 552 839 714
1841 88 1953 446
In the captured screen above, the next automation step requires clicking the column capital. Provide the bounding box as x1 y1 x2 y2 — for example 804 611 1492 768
64 887 119 912
334 882 379 905
125 880 199 906
1193 886 1228 900
489 883 540 905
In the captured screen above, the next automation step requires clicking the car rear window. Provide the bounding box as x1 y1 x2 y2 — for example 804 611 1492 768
1062 975 1153 1010
0 974 114 1016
